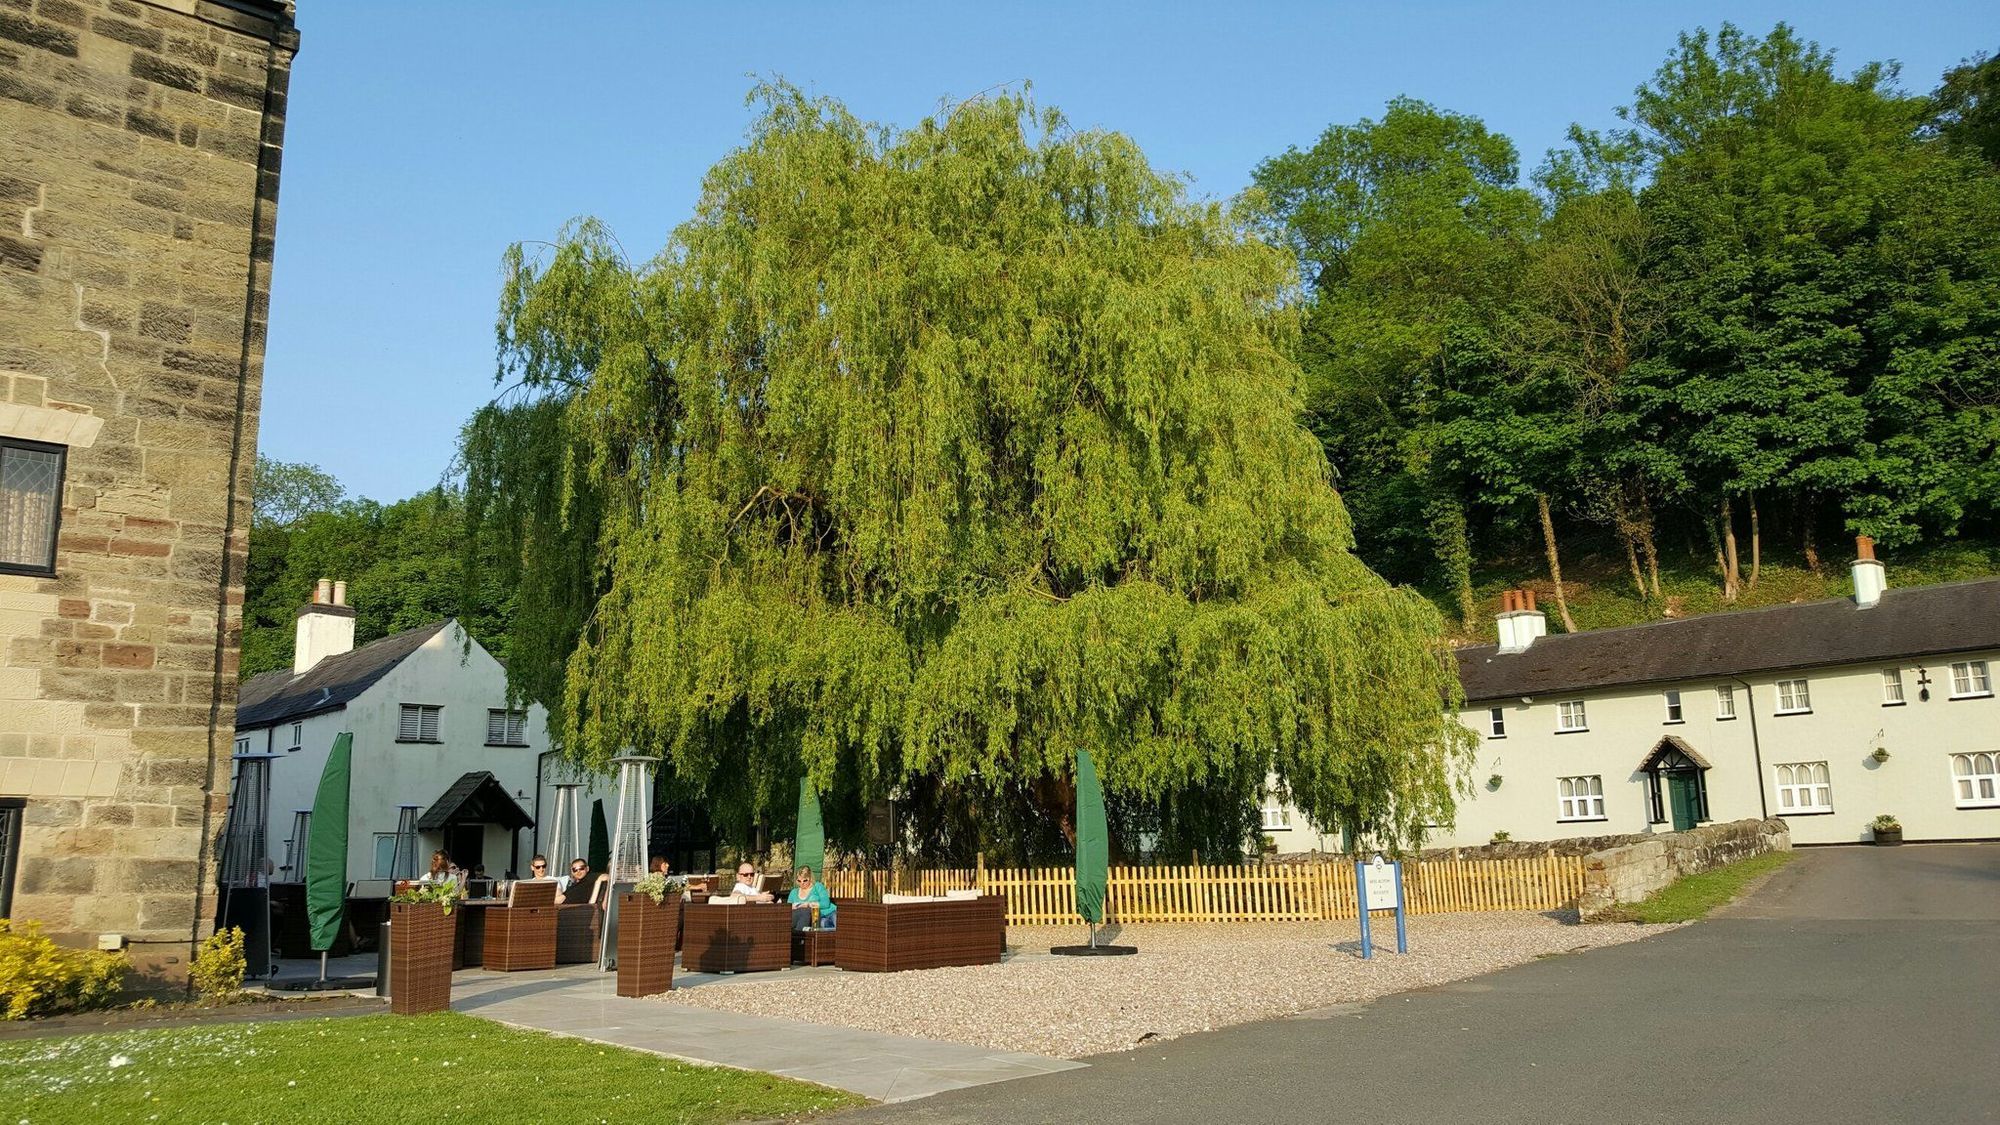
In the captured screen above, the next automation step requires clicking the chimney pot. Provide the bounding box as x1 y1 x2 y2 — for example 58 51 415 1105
314 578 332 604
1502 590 1518 612
1856 535 1875 561
332 580 347 607
1523 589 1538 612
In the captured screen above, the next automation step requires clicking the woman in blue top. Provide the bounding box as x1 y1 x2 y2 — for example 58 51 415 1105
787 865 834 931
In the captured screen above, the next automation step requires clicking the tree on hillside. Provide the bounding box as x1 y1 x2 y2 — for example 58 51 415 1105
1251 98 1541 629
462 84 1474 858
1927 50 2000 166
252 458 345 529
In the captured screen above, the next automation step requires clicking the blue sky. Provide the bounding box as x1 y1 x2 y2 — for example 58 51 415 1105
262 1 1998 502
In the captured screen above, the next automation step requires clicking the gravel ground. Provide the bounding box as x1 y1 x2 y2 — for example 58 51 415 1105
656 911 1674 1058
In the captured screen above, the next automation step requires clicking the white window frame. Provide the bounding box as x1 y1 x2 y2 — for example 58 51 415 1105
372 833 399 878
1557 775 1605 821
1663 690 1684 723
233 736 250 755
1260 802 1292 831
286 721 303 751
1951 753 2000 809
1774 679 1812 715
1715 684 1736 720
1949 660 1992 700
486 708 529 747
1487 707 1506 738
1773 761 1833 814
1556 700 1587 732
1881 668 1905 705
398 703 442 743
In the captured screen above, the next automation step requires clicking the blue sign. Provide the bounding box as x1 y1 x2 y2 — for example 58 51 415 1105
1354 856 1408 958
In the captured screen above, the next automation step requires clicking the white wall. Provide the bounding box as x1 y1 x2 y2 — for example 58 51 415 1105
245 621 598 883
1403 650 2000 849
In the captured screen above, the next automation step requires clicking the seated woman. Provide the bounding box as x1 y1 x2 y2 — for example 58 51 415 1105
786 865 834 931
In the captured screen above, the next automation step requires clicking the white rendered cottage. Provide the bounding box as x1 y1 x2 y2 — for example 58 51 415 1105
1262 543 2000 850
230 582 613 885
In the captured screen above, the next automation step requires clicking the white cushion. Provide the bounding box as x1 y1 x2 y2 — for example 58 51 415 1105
943 889 982 901
880 893 942 904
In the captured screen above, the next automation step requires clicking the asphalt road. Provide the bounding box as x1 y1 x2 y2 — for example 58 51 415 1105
841 844 2000 1125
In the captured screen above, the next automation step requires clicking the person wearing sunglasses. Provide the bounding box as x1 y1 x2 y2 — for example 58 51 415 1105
555 857 606 905
729 863 775 903
527 855 551 879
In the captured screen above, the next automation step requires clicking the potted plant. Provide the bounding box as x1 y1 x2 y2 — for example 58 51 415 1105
1487 773 1504 790
1871 747 1890 763
617 872 686 998
1870 814 1903 846
388 881 461 1015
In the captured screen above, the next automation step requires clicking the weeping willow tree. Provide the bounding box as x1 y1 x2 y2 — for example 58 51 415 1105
463 83 1473 857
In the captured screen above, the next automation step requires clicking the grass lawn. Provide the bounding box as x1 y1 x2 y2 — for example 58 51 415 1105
0 1011 862 1124
1607 849 1799 924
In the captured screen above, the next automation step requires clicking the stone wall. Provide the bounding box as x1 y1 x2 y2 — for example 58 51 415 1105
0 0 296 971
1576 817 1791 921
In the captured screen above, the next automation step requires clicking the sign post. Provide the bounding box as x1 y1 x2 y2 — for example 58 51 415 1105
1354 854 1408 959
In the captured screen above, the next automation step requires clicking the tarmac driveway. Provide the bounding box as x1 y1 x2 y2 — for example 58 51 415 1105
841 844 2000 1124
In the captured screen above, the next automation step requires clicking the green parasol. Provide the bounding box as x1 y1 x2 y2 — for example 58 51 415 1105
304 732 352 979
587 799 611 876
795 777 825 877
1074 748 1108 929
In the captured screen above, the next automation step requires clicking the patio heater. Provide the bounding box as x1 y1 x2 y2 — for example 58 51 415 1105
279 810 311 880
600 754 658 970
217 753 277 977
387 805 421 881
546 783 582 872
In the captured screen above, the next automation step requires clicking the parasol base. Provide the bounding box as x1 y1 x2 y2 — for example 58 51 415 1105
1050 944 1137 956
266 976 376 992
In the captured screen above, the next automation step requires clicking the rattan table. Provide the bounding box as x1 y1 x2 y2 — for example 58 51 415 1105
831 895 1006 972
680 902 792 973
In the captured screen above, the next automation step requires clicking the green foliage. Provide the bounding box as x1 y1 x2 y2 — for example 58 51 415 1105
1926 50 1999 166
633 872 686 904
252 457 345 528
1870 813 1900 831
0 1013 863 1124
390 882 462 914
1603 850 1795 923
188 927 245 1000
464 83 1474 857
0 920 128 1020
1257 23 2000 615
242 484 514 678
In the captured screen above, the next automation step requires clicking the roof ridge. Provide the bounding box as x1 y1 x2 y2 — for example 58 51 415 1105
1456 574 2000 654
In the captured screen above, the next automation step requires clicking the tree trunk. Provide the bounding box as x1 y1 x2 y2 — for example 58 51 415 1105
1637 491 1663 598
1429 500 1477 632
1747 490 1762 590
1623 534 1646 599
1719 497 1741 601
1535 493 1579 633
1801 498 1822 575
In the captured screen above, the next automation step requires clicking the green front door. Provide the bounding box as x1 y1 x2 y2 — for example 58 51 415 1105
1667 773 1699 831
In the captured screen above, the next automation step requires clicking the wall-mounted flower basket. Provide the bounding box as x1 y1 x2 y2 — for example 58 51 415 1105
1487 774 1504 790
1871 747 1890 763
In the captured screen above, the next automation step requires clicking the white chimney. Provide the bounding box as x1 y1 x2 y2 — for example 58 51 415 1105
1496 589 1548 654
1852 536 1887 609
294 576 356 675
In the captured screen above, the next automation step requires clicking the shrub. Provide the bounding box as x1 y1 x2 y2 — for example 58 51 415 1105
190 926 246 1000
0 919 129 1020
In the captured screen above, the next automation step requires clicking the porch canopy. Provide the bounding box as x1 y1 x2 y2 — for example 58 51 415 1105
1638 734 1711 772
417 771 535 833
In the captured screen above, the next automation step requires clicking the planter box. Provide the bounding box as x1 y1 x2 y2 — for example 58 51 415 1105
1873 826 1904 846
388 901 457 1016
616 892 679 997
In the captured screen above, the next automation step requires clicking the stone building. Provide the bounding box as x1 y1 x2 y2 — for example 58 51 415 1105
0 0 298 973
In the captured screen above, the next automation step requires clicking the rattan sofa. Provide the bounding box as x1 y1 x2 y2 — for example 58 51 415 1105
482 880 558 971
680 901 792 973
831 893 1005 972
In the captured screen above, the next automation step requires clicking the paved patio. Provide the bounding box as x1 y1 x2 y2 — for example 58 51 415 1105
447 964 1083 1102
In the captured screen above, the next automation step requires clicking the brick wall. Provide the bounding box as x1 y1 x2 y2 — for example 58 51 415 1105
0 0 296 970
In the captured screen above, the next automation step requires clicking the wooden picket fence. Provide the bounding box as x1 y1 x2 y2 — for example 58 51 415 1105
821 854 1584 926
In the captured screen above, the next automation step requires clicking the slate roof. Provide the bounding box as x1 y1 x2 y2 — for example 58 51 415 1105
1455 577 2000 703
417 771 535 831
235 621 449 730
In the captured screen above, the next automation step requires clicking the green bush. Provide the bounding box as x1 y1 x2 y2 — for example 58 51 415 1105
0 919 129 1020
190 926 246 1000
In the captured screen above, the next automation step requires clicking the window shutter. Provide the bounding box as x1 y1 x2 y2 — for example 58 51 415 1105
400 705 421 741
487 709 505 744
420 706 439 742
